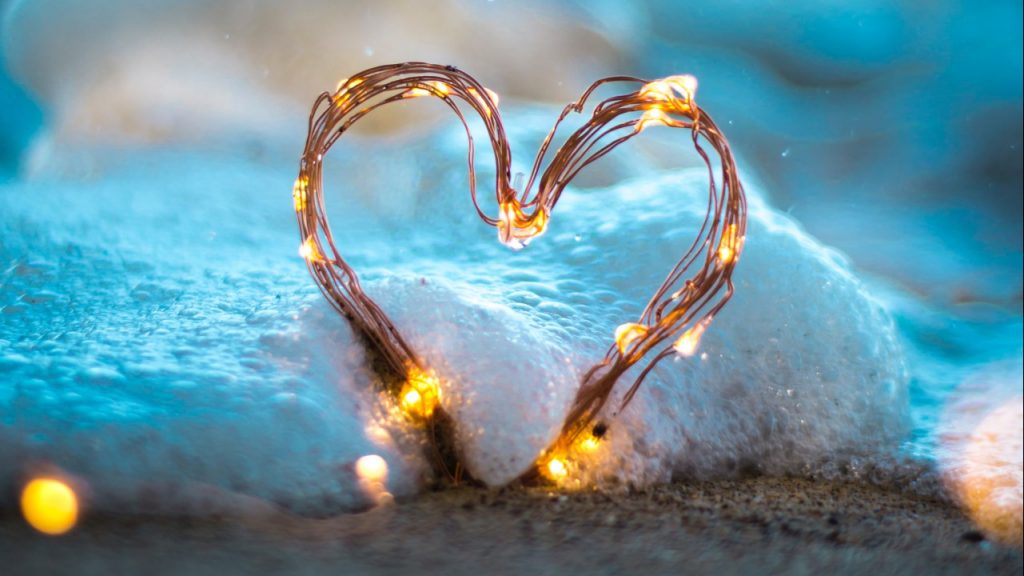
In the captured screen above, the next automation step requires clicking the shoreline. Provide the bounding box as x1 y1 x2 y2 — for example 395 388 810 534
3 476 1021 575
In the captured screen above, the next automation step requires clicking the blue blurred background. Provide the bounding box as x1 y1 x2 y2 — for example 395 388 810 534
0 49 38 175
1 0 1020 307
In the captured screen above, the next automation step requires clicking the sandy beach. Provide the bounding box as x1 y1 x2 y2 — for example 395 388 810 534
3 477 1020 575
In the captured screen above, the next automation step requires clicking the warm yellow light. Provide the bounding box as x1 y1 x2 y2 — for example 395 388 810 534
546 458 568 480
579 436 600 453
640 75 697 104
717 223 742 265
337 78 363 91
355 454 389 484
956 400 1023 545
405 87 432 98
400 368 440 419
405 82 452 99
354 454 392 505
639 80 673 101
673 320 708 357
21 478 78 536
292 176 308 212
467 86 500 106
402 388 422 407
667 74 698 99
614 322 648 354
299 236 322 262
467 86 500 116
497 201 548 250
334 78 364 106
636 107 671 132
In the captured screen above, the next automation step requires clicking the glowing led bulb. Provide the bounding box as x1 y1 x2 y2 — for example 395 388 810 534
717 245 734 266
354 454 391 505
292 176 308 212
579 436 600 453
405 81 452 99
355 454 389 484
640 75 697 104
673 320 709 357
614 322 649 354
717 223 743 265
400 368 440 419
467 86 500 117
546 458 568 480
636 107 671 132
639 80 673 101
338 78 363 91
405 87 431 98
402 388 422 408
21 478 78 536
299 236 322 262
667 74 698 100
334 78 363 106
497 201 548 250
467 86 500 106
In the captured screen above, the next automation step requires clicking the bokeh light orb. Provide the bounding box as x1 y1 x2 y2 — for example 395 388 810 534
958 400 1023 545
355 454 388 484
21 478 79 536
355 454 391 505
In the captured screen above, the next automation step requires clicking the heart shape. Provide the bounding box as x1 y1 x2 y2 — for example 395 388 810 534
293 62 746 485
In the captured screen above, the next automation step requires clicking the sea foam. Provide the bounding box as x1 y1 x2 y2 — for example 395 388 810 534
1 108 909 511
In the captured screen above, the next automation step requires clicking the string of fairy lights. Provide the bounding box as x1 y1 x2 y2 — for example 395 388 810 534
294 61 746 485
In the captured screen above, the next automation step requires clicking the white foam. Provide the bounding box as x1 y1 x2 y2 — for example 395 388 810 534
1 102 909 512
340 138 909 486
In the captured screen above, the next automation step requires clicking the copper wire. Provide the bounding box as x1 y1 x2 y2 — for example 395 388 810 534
294 62 746 481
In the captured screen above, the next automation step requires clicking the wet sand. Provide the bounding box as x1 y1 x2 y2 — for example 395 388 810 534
2 477 1021 575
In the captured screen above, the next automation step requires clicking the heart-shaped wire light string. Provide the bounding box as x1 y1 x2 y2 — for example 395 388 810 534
294 62 746 484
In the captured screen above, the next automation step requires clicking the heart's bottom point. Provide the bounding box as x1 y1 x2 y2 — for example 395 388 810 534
497 201 548 250
398 367 441 420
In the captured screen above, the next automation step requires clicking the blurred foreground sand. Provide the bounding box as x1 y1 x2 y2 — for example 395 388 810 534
3 477 1021 575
